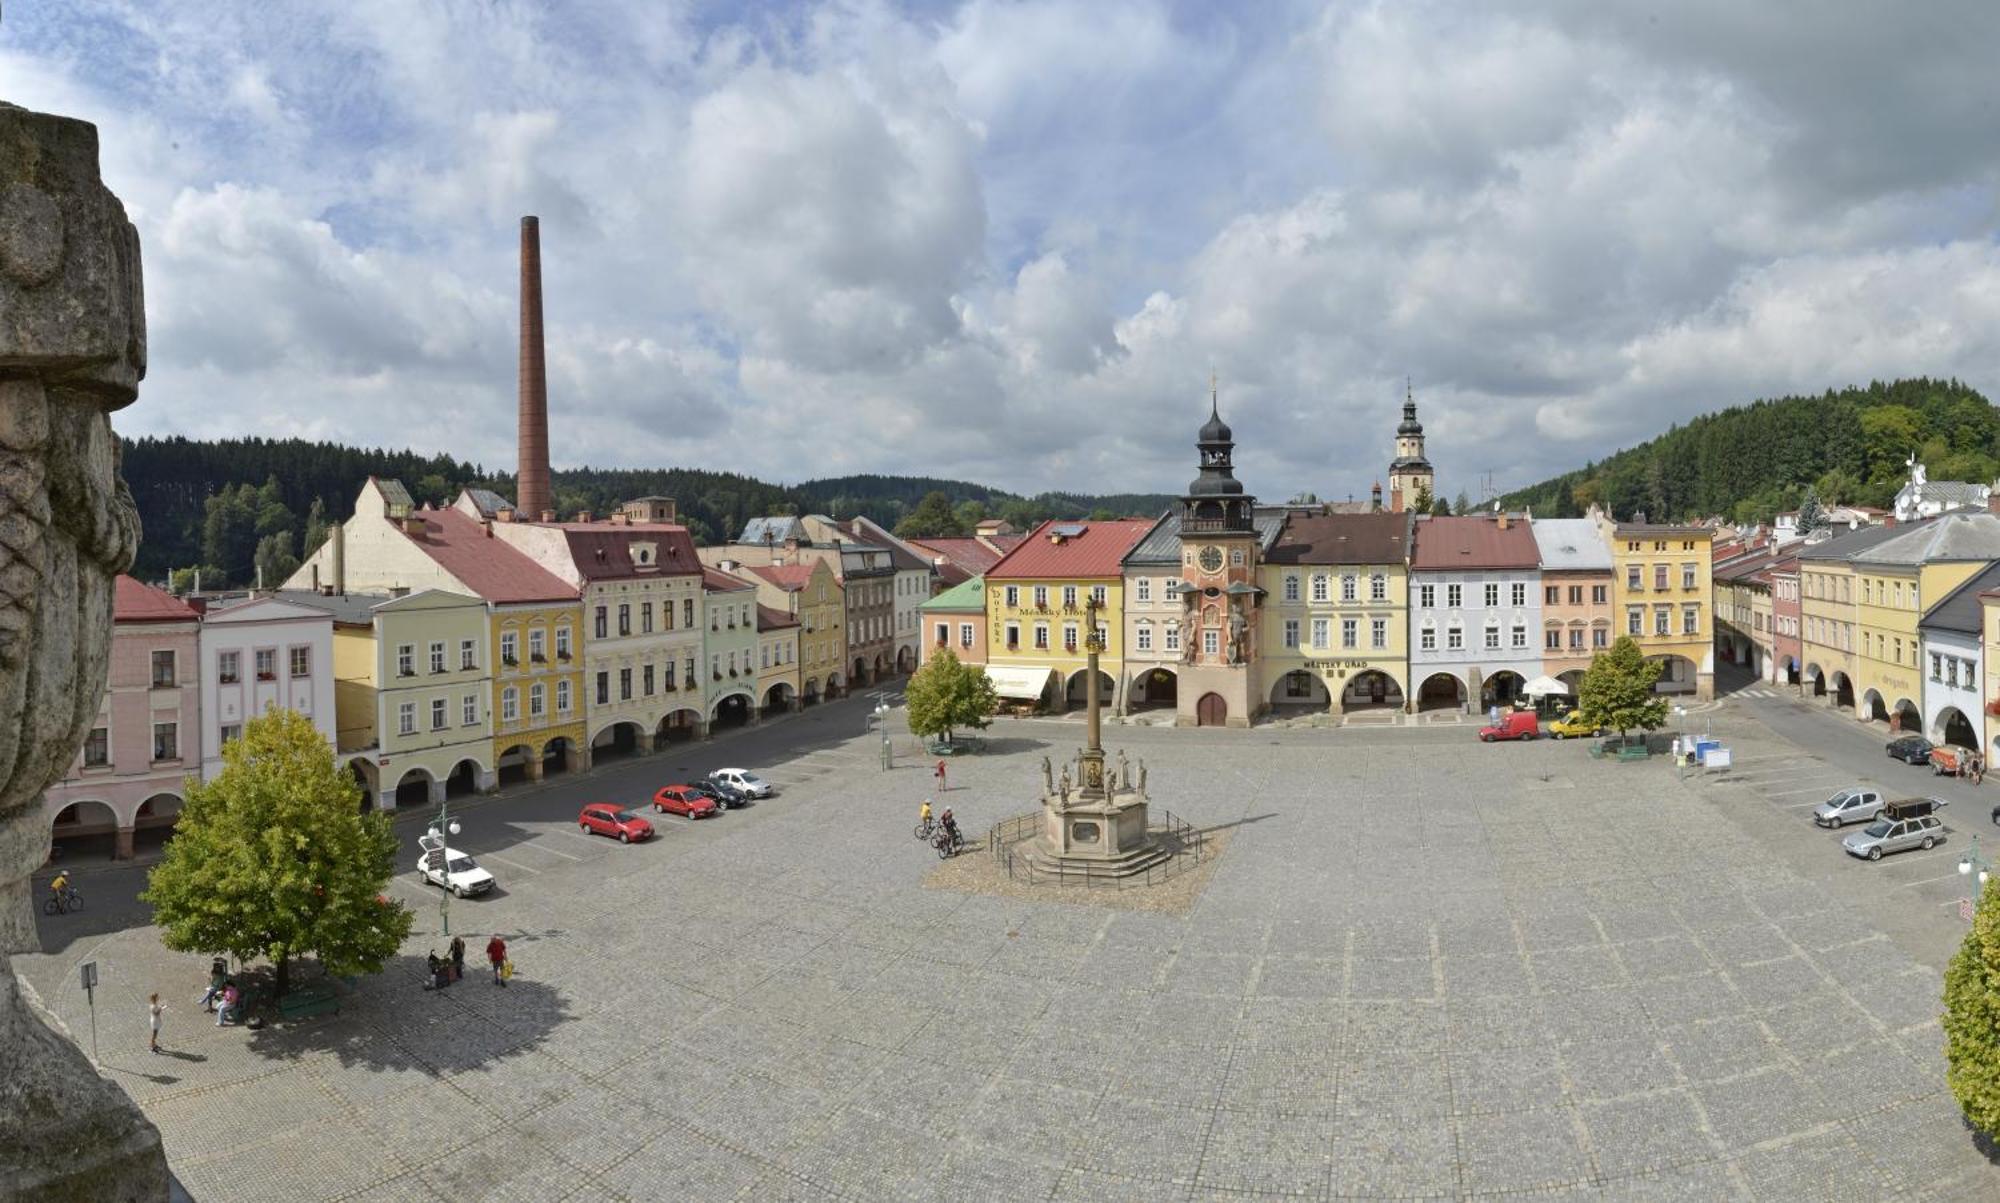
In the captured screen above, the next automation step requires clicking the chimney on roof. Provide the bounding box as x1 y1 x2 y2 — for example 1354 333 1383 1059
482 518 493 538
496 505 515 523
1496 512 1509 530
330 521 345 597
539 510 554 523
719 559 738 572
577 510 593 524
517 215 554 522
1370 481 1382 512
610 511 630 526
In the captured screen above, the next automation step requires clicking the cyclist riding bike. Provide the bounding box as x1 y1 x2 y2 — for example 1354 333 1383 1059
919 799 933 826
940 807 961 846
50 872 68 900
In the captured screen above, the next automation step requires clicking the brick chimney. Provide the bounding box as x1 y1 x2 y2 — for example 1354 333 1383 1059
517 215 554 521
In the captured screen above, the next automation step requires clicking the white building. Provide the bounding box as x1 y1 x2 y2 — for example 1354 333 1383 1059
1894 459 1991 524
197 595 337 781
842 514 938 675
1407 513 1545 711
1918 562 2000 750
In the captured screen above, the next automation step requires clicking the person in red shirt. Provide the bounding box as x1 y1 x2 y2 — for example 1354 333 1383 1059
485 935 507 986
935 759 947 791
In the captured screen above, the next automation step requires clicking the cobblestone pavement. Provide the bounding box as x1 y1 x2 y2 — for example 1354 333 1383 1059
14 699 2000 1201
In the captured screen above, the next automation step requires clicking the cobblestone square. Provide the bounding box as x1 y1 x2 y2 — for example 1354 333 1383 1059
18 706 2000 1199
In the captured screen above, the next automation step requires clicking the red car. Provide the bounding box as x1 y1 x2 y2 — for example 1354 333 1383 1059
1478 711 1541 742
653 785 719 820
578 803 653 843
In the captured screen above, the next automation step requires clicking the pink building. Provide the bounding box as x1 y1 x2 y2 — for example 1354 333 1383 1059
43 577 201 860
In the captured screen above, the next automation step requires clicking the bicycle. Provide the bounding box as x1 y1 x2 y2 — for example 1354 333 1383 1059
932 826 963 860
42 885 82 916
913 817 937 841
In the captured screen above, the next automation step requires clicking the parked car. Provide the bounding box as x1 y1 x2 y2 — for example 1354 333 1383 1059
710 767 773 798
1547 712 1604 740
691 779 747 809
578 804 653 843
1886 735 1934 765
653 784 719 820
415 836 494 897
1812 787 1886 829
1842 811 1945 861
1479 711 1540 742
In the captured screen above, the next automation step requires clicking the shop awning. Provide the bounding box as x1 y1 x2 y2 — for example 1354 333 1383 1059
983 665 1056 700
1523 674 1571 697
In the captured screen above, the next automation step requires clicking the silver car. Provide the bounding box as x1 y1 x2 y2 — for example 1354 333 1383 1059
1813 787 1885 828
1842 813 1945 861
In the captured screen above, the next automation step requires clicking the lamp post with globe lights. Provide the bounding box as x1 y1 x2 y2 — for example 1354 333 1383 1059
426 802 464 937
1960 836 1993 922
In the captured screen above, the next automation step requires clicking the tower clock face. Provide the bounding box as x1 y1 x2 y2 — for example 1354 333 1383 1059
1197 545 1224 573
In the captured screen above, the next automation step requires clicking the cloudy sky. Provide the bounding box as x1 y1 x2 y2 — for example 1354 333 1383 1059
6 1 1999 504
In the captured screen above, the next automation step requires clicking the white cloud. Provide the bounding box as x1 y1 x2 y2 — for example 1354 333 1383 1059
3 0 1997 508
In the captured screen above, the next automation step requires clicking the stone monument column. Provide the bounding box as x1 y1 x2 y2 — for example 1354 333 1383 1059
0 100 169 1199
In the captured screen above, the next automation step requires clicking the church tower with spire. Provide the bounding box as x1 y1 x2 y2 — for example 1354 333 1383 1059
1387 381 1434 513
1175 375 1263 727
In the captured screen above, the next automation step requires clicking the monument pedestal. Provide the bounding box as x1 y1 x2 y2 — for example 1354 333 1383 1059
1027 784 1173 879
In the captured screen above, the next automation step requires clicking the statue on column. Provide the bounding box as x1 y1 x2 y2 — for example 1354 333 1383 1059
0 101 166 1196
1138 759 1148 792
1116 749 1129 789
1041 755 1053 795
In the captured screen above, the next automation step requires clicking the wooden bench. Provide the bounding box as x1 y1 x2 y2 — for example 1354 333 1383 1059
277 986 341 1020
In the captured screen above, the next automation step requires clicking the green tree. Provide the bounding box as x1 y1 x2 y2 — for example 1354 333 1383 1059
169 564 226 595
200 485 258 585
141 709 413 999
1860 405 1924 485
903 648 999 746
301 498 328 559
254 530 299 588
1946 876 2000 1137
953 499 990 530
894 490 968 538
1577 635 1668 740
1795 488 1826 536
1813 467 1859 506
1453 490 1472 515
1409 484 1433 514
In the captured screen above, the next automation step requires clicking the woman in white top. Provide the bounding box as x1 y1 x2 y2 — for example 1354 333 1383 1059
148 993 166 1054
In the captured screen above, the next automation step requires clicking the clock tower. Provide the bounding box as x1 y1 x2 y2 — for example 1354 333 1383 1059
1177 376 1263 727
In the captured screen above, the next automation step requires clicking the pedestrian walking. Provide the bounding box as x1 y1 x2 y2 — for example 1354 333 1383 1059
935 759 947 791
148 993 166 1054
486 934 508 986
449 936 466 983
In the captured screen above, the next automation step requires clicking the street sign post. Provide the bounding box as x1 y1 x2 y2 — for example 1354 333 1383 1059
79 960 98 1062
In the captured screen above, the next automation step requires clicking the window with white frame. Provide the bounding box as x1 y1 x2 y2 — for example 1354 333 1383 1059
934 622 948 647
1446 584 1462 608
1418 584 1435 608
1203 629 1220 656
1231 548 1245 566
1511 625 1526 649
152 721 178 761
219 724 241 747
84 726 108 766
462 694 478 725
1034 624 1049 650
1628 607 1643 635
1283 619 1299 649
1062 586 1078 609
429 642 445 674
528 629 545 661
399 702 416 734
1484 625 1500 650
1136 623 1153 652
1371 617 1386 649
1655 606 1671 635
501 688 518 722
1511 582 1526 607
1284 575 1299 602
1341 575 1357 602
151 649 176 687
556 680 571 713
1311 618 1329 649
1311 574 1329 603
1004 586 1019 608
218 650 240 684
1341 618 1357 648
1164 623 1181 652
1547 629 1563 650
1005 622 1021 649
431 698 448 730
959 623 974 647
555 627 570 659
1137 578 1151 603
1165 578 1181 600
1370 573 1387 601
1682 606 1698 635
1484 583 1499 608
289 645 310 678
1091 586 1107 607
456 639 474 670
501 631 518 665
1033 586 1048 608
1420 625 1436 651
1063 624 1078 652
255 648 277 680
1447 625 1463 650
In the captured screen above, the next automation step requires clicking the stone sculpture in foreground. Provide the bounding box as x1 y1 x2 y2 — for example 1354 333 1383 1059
0 99 168 1201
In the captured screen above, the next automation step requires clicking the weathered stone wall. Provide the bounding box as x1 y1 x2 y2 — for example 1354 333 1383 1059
0 99 167 1201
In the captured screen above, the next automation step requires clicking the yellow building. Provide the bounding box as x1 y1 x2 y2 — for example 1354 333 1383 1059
984 519 1155 712
1796 527 1884 710
1981 591 2000 763
738 560 845 705
490 600 587 781
1258 512 1412 714
1594 513 1715 699
1848 513 2000 726
301 588 493 811
755 602 803 714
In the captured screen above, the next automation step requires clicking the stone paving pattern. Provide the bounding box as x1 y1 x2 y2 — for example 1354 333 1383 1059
17 710 2000 1201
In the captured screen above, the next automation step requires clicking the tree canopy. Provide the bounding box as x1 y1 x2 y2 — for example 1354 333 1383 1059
1946 875 2000 1137
903 649 999 745
1577 636 1669 738
1496 378 1997 523
141 709 413 998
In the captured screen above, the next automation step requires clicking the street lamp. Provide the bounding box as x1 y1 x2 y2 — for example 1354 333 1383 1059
427 804 463 937
1959 836 1992 915
875 701 891 771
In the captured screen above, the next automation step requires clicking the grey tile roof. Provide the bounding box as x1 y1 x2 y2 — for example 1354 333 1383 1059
271 588 397 625
1122 507 1288 567
1921 561 2000 634
459 488 515 518
1795 520 1910 561
1531 518 1612 571
738 516 809 546
1912 480 1989 506
1853 511 2000 566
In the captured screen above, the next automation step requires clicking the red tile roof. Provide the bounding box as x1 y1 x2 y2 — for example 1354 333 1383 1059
757 603 799 630
985 519 1155 580
114 575 198 623
701 567 756 592
1409 515 1541 570
544 522 701 581
906 536 1010 576
397 508 578 604
741 563 818 591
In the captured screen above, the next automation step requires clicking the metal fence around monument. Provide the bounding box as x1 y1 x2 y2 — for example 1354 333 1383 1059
986 809 1206 890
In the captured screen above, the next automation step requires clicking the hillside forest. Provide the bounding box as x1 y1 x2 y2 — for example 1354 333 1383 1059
1498 378 1998 525
120 438 1173 588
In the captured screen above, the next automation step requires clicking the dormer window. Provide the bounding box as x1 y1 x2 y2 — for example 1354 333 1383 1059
631 542 657 568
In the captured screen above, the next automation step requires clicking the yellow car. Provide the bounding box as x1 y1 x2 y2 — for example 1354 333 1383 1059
1547 712 1604 739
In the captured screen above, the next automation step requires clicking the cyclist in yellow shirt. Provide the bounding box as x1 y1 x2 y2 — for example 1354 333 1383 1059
49 871 68 899
919 799 933 827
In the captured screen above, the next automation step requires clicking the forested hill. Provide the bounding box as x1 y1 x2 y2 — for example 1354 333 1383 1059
118 438 1172 588
1497 378 1999 524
